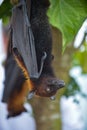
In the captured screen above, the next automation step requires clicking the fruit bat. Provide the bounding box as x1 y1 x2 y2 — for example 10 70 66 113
2 45 28 117
2 45 64 118
9 0 65 96
2 0 65 117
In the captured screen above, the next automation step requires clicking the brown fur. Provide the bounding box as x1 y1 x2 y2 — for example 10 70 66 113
7 56 34 117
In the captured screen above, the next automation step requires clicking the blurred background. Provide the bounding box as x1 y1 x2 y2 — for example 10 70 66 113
0 0 87 130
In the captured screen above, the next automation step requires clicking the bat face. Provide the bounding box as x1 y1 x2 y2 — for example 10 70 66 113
36 79 65 97
28 77 65 99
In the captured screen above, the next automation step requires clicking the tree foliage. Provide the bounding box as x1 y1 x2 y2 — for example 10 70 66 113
0 0 87 49
0 0 12 20
72 41 87 73
48 0 87 49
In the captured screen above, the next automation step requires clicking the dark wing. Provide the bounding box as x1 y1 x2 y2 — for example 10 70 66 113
10 0 46 79
2 50 25 103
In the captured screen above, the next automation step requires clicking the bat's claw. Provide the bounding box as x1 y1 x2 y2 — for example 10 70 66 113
28 91 35 99
50 96 56 100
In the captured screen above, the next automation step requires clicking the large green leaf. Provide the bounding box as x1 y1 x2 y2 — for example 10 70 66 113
47 0 87 49
0 0 87 49
0 0 12 20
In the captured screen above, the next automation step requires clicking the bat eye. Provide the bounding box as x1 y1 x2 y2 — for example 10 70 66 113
46 87 51 93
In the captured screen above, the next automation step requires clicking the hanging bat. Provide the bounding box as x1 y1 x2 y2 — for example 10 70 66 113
10 0 65 96
2 49 64 118
2 0 65 117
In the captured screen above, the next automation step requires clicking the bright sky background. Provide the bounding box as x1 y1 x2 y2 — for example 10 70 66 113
0 0 3 5
0 20 4 55
0 0 4 54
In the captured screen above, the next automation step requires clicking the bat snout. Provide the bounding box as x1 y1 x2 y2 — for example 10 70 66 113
57 80 65 89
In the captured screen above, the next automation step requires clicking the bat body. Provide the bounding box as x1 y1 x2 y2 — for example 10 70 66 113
2 0 65 117
11 0 65 94
2 48 29 117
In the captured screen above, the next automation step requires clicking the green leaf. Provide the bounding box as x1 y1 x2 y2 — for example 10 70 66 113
63 76 81 97
0 0 12 20
48 0 87 49
73 51 87 73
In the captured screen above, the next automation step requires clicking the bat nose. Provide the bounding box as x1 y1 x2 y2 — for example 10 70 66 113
58 80 65 88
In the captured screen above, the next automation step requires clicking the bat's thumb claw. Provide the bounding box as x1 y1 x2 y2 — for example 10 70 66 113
50 96 56 100
28 91 35 99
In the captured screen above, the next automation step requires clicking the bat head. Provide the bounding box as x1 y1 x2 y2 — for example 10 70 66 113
28 76 65 99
